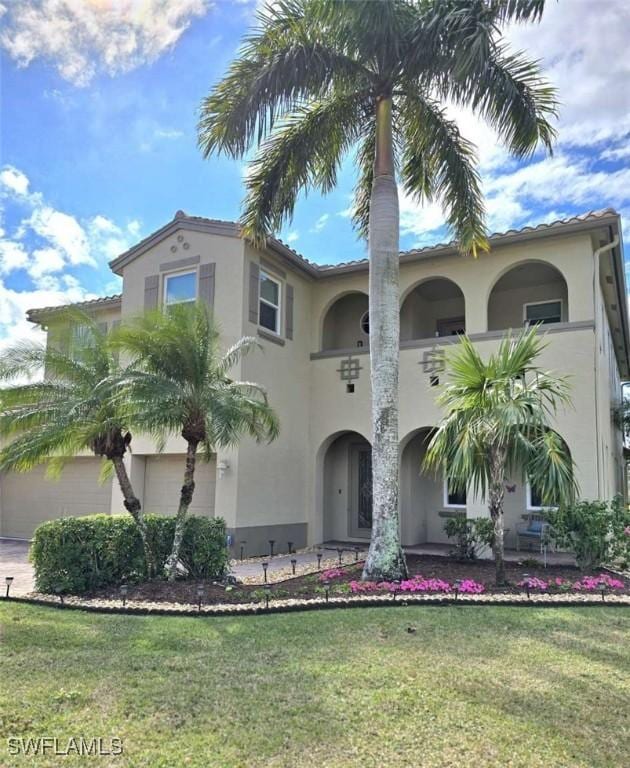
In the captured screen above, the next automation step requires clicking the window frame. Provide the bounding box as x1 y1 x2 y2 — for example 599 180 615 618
443 478 467 509
523 298 563 326
359 310 369 336
163 269 198 308
526 481 558 511
259 269 282 335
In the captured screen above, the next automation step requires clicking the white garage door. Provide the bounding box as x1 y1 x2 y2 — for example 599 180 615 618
143 455 216 518
0 458 112 539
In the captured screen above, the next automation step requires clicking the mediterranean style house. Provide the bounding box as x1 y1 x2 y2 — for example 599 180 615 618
0 208 627 556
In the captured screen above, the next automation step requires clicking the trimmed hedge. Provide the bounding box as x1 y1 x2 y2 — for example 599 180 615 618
30 514 229 594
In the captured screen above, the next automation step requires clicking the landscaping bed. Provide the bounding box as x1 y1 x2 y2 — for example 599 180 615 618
84 554 629 606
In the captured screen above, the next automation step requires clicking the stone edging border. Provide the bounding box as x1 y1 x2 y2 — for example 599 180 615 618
3 591 629 618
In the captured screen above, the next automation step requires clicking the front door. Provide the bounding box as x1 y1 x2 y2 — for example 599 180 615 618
349 443 373 538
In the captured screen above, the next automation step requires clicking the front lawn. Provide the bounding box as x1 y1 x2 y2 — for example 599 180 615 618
1 603 628 767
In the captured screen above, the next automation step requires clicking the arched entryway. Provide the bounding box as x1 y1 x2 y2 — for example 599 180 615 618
487 261 568 331
321 292 369 351
400 278 465 341
320 430 372 542
400 427 456 545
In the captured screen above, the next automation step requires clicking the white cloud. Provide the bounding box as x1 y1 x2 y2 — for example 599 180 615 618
0 166 141 293
285 230 299 244
0 166 30 196
154 127 185 140
0 0 211 87
310 213 330 234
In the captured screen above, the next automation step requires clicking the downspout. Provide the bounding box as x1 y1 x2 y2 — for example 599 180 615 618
592 234 620 498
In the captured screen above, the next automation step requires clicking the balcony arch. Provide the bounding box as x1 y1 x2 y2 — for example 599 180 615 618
320 291 369 351
487 260 568 332
400 277 466 342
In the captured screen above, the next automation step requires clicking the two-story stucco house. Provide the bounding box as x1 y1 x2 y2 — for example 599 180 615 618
1 208 627 556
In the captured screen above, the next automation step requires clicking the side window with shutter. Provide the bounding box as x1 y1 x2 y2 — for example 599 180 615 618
144 274 159 310
286 284 294 340
199 263 216 308
249 262 260 323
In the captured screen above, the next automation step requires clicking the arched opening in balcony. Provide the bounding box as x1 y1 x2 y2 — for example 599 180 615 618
400 278 465 342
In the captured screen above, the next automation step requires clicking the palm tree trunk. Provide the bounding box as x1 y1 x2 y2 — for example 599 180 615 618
165 440 198 581
362 95 407 582
489 448 507 586
111 455 155 577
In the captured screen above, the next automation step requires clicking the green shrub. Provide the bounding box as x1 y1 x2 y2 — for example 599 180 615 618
444 516 495 560
545 497 630 571
30 514 229 594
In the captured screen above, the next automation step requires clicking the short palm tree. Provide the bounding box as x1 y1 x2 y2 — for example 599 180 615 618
0 310 154 572
424 327 577 585
198 0 557 581
112 302 279 580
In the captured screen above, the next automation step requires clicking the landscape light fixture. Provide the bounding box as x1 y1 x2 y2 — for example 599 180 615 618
337 548 344 567
599 583 606 602
262 561 269 582
291 558 297 576
196 584 204 611
317 552 322 570
323 580 330 604
523 574 530 599
240 541 246 561
454 580 461 601
354 547 360 562
264 583 272 609
392 581 401 602
287 541 293 555
120 583 128 607
269 540 275 558
53 586 64 604
5 576 13 598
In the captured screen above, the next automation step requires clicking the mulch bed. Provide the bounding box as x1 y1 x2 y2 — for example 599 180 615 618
86 554 630 606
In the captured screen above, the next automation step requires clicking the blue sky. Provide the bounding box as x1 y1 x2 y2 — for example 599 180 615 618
1 0 630 347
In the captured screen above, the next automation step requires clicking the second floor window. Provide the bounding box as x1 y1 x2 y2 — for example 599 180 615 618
259 270 281 333
524 299 562 326
165 271 196 307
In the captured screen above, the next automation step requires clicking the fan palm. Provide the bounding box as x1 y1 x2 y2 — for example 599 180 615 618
424 327 577 585
198 0 557 581
0 310 155 573
112 302 279 580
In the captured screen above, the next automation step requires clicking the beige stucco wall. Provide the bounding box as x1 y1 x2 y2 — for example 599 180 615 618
233 244 313 534
9 221 624 545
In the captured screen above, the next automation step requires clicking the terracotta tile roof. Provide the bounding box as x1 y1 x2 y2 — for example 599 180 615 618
26 294 122 323
317 208 620 271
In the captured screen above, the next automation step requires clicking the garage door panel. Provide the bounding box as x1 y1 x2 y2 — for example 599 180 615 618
1 458 112 539
143 455 216 518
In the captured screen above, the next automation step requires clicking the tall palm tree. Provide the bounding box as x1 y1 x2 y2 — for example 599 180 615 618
0 310 155 573
112 302 279 580
424 328 577 585
198 0 557 581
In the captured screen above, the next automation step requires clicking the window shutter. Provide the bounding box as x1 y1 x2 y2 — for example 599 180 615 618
199 262 215 308
248 262 260 324
144 274 159 310
286 284 294 340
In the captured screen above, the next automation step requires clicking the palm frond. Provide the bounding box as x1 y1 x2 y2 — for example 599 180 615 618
241 90 370 242
399 93 488 255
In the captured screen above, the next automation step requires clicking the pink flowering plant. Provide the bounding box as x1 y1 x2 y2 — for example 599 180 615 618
347 575 486 595
517 572 625 592
318 568 346 582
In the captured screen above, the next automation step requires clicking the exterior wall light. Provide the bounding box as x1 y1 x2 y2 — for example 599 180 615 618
217 460 230 478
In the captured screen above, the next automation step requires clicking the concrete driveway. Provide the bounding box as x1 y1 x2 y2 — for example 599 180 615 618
0 539 34 596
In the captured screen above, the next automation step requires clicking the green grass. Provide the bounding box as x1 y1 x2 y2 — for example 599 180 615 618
1 604 628 767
